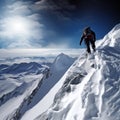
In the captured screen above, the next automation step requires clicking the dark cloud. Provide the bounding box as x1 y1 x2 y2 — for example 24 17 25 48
40 1 120 26
31 0 120 48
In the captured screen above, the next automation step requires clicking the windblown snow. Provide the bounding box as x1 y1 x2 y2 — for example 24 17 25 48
0 24 120 120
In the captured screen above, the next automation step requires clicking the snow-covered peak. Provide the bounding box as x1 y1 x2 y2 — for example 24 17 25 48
51 53 76 71
98 23 120 48
111 23 120 32
54 53 74 64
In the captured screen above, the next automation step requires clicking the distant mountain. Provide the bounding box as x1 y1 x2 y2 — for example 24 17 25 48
0 53 76 120
0 60 50 120
51 53 76 71
22 24 120 120
0 56 54 65
0 62 44 74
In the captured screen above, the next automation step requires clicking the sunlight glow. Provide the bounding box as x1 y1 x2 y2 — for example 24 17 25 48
5 16 30 37
11 20 26 33
1 15 43 48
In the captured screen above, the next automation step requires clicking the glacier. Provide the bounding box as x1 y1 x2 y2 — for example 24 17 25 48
22 24 120 120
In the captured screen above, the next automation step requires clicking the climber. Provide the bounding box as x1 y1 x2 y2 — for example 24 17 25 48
80 27 96 54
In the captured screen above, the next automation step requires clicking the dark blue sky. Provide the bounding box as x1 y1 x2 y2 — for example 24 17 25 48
0 0 120 48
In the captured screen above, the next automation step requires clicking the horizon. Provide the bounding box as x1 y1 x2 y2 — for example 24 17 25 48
0 48 85 59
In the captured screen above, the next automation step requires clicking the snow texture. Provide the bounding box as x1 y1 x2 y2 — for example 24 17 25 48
33 24 120 120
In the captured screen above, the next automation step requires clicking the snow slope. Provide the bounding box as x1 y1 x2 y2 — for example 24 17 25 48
21 53 76 120
30 24 120 120
0 61 50 120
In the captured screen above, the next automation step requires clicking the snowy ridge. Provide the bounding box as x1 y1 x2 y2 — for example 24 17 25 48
33 24 120 120
51 53 76 71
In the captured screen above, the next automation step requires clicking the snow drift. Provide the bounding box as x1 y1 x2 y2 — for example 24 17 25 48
33 24 120 120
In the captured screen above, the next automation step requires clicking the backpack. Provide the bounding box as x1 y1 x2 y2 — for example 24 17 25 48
84 29 94 40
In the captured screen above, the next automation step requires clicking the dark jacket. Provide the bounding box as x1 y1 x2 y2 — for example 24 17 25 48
80 28 96 45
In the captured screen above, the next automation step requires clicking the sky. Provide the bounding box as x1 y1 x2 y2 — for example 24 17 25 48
0 0 120 49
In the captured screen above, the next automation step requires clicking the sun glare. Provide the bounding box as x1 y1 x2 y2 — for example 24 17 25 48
11 20 26 32
2 15 42 48
5 16 30 36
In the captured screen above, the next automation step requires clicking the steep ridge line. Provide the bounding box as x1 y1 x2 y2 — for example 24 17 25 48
35 51 103 120
35 24 120 120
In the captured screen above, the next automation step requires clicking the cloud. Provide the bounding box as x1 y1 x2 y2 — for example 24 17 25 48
0 0 76 49
0 1 44 48
0 49 81 63
46 42 70 48
0 15 43 48
7 1 31 15
34 0 76 10
32 0 57 11
32 0 76 19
